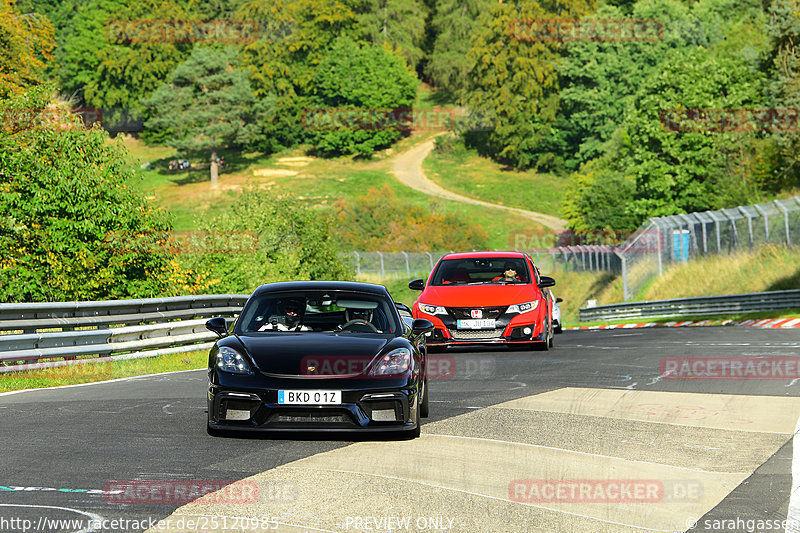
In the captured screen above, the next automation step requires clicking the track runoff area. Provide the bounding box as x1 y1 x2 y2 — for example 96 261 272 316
1 326 800 532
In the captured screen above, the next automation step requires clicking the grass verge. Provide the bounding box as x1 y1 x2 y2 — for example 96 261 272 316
0 349 208 392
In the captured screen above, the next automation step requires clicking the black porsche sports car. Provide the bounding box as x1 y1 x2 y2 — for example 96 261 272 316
205 281 434 438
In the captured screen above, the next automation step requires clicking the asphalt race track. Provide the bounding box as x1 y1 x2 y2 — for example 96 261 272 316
2 327 800 533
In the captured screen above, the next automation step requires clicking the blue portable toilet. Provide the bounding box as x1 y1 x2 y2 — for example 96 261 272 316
672 230 689 262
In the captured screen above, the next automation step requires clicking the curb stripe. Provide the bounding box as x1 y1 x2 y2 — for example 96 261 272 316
567 317 800 331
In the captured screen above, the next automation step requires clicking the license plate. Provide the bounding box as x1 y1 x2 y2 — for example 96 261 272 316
457 319 496 330
278 390 342 405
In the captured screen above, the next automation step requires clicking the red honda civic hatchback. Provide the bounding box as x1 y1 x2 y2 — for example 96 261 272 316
409 251 557 351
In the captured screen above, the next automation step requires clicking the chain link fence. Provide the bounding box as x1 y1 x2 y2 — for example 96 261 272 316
342 197 800 300
342 245 621 281
617 197 800 301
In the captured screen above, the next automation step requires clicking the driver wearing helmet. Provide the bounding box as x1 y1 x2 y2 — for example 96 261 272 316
346 307 372 324
492 262 521 282
337 306 382 332
259 298 311 331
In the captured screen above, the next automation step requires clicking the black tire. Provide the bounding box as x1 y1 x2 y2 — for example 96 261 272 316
420 379 429 418
548 332 554 348
554 325 562 334
406 398 421 438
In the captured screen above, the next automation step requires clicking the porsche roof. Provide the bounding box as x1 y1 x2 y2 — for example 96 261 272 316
252 281 390 297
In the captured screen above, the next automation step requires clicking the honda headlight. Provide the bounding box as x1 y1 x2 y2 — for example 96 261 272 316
216 346 251 375
369 348 412 376
507 301 539 314
418 302 447 315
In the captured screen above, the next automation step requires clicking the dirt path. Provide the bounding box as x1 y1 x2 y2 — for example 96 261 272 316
391 138 567 232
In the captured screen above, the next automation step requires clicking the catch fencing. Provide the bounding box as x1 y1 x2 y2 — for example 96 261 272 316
0 295 247 373
343 246 620 279
617 197 800 301
345 197 800 301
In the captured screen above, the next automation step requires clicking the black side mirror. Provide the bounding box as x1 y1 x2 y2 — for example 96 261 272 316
556 297 563 303
206 316 228 338
408 279 424 290
395 302 412 316
538 276 556 288
411 318 435 336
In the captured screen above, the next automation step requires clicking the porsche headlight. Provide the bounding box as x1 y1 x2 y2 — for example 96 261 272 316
418 302 447 315
507 301 539 314
216 346 251 375
369 348 412 376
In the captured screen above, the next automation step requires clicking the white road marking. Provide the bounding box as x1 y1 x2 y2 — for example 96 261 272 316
0 504 105 533
787 415 800 533
283 466 675 533
421 433 732 473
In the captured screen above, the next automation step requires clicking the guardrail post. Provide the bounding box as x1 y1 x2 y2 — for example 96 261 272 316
401 251 410 279
353 251 361 276
619 253 629 301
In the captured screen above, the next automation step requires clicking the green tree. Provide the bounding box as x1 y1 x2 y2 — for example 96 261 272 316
425 0 490 99
52 0 194 128
352 0 428 71
0 85 208 302
764 0 800 190
143 46 265 186
463 0 596 170
0 0 54 98
616 47 765 221
308 36 418 157
183 189 352 294
236 0 361 151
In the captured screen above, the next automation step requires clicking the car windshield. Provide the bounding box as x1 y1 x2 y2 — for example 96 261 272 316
430 257 531 286
237 290 399 335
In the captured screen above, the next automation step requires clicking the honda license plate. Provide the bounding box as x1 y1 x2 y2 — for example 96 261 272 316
456 319 496 330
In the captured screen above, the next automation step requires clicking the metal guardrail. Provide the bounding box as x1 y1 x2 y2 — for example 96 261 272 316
579 289 800 322
0 295 249 373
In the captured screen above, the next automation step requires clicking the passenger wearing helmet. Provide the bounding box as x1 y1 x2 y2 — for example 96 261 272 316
259 298 311 331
